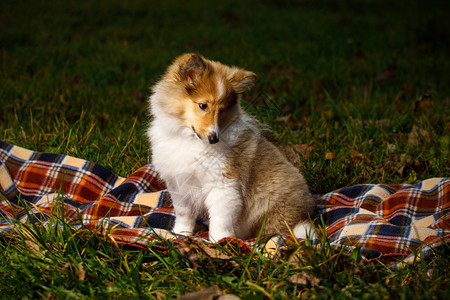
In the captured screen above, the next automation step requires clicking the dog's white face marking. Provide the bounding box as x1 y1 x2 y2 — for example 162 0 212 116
208 123 219 137
216 74 225 100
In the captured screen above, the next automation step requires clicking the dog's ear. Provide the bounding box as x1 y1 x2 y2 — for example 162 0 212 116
230 69 257 93
178 53 207 87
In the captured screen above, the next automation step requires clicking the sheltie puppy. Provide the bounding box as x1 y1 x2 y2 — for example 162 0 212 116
147 53 316 241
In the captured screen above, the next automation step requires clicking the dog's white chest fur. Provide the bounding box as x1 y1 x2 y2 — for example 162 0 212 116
150 120 231 189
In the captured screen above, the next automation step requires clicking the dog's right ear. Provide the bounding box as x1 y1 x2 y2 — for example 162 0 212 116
178 53 207 87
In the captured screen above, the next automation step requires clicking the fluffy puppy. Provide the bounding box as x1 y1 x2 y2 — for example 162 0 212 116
147 53 315 241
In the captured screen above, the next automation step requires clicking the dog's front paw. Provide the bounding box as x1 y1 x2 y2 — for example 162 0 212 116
293 222 317 240
173 220 195 236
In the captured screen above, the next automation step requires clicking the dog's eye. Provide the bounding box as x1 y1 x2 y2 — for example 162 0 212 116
199 103 208 111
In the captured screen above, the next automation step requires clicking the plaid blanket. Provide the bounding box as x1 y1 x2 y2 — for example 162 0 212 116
1 140 449 266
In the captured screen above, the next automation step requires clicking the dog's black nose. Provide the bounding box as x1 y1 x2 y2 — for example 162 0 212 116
208 134 219 144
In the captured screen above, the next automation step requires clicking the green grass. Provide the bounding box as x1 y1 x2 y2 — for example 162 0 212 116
1 0 449 298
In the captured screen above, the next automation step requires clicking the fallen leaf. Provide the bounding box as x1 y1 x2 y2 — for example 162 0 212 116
408 125 431 146
178 240 201 269
197 244 238 268
413 94 433 112
187 253 201 269
24 240 49 261
294 144 314 160
417 100 434 111
287 271 321 287
325 152 335 160
280 145 302 163
396 165 406 176
350 150 363 164
400 153 413 164
75 262 85 281
198 244 232 260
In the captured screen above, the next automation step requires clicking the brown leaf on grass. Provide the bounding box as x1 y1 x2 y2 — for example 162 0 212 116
391 154 411 176
61 262 85 281
75 262 85 281
413 94 433 112
294 144 314 160
350 150 363 164
24 240 41 256
408 125 431 146
280 144 314 165
396 164 409 177
287 271 321 287
187 253 201 269
198 243 233 260
400 153 413 164
416 99 434 111
179 240 238 269
280 145 302 164
197 244 239 268
325 152 335 160
179 240 201 269
25 240 50 261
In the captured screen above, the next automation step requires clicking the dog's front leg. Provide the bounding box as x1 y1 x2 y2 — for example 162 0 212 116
167 176 200 237
172 199 197 236
205 186 242 242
